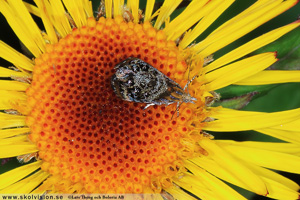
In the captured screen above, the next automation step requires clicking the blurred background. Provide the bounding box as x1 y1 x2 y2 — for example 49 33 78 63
0 0 300 199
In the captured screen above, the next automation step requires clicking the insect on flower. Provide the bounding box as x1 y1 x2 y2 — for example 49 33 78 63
111 57 197 115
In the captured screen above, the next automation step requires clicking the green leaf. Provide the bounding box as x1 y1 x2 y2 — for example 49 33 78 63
212 92 258 109
215 84 278 99
92 0 101 18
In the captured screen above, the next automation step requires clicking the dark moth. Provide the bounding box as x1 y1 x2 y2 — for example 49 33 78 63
111 57 197 109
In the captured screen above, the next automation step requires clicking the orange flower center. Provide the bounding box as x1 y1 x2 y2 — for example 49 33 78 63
25 16 207 193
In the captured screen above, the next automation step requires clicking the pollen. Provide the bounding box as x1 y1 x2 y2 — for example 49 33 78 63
25 16 207 193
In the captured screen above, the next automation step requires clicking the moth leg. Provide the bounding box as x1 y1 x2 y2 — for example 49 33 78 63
171 102 182 120
176 102 180 117
144 103 155 109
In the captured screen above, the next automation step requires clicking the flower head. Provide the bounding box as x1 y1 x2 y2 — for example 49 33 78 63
0 0 300 199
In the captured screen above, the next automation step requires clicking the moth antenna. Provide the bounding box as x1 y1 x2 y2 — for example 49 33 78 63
183 73 198 91
183 66 198 92
185 66 191 93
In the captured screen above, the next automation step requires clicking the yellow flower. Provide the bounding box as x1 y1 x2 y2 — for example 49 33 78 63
0 0 300 199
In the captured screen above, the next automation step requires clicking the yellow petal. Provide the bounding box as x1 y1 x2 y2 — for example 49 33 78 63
31 0 58 44
0 90 27 109
0 0 45 57
235 70 300 85
257 128 300 145
218 142 300 174
203 21 300 74
241 161 299 192
165 185 199 200
144 0 155 21
205 107 300 132
199 139 268 195
113 0 123 17
1 170 49 193
191 156 257 193
192 0 298 57
184 161 247 200
45 0 72 38
0 66 30 77
0 112 26 129
23 2 40 17
0 161 42 190
204 52 277 91
62 0 88 28
0 41 34 71
154 0 182 29
262 177 300 200
0 135 29 145
179 0 235 48
216 140 300 154
0 128 30 139
127 0 139 23
271 118 300 132
105 0 113 18
0 143 38 158
0 80 29 91
174 174 221 200
235 157 300 199
164 0 213 40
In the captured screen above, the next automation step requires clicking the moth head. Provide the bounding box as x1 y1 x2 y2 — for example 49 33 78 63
115 65 134 82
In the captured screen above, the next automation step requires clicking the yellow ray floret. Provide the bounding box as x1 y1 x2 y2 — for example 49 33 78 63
164 0 213 40
0 161 42 190
193 0 298 57
23 1 40 16
173 174 219 200
0 67 30 77
209 0 281 36
113 0 123 17
199 139 269 195
238 160 300 199
191 156 250 192
0 0 46 57
204 52 277 91
165 186 198 200
105 0 112 18
243 161 299 191
127 0 139 23
235 70 300 85
0 112 26 129
0 41 34 71
192 155 299 199
0 135 29 145
154 0 182 29
204 21 300 73
183 162 247 200
30 0 58 44
257 128 300 145
62 0 91 28
0 128 30 139
217 141 300 174
0 81 29 91
45 0 72 38
179 0 235 48
1 170 49 193
216 140 300 154
270 118 300 132
0 143 38 158
144 0 155 21
260 176 300 199
206 107 300 132
0 90 26 109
